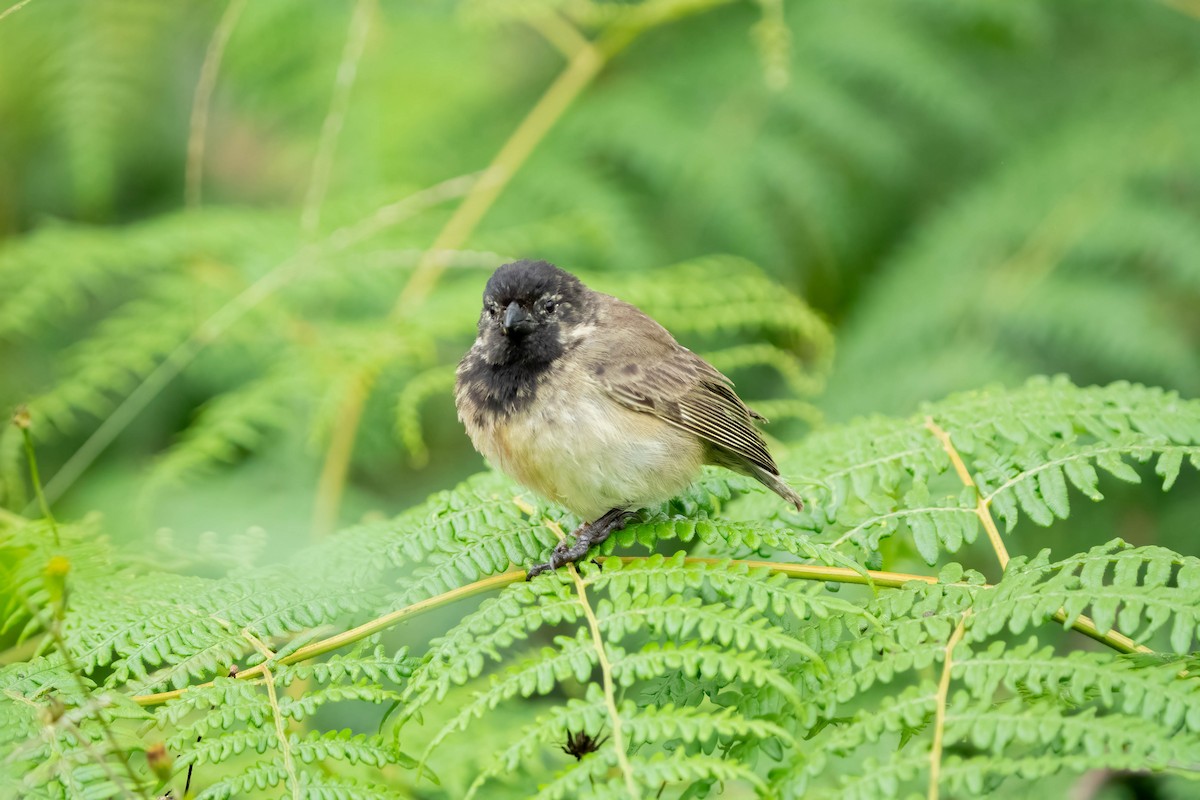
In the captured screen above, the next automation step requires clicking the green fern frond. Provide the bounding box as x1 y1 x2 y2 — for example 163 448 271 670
5 374 1200 796
971 540 1200 652
956 638 1200 731
144 367 302 495
782 377 1200 563
824 85 1200 416
534 750 767 800
68 566 378 693
0 208 291 340
599 257 834 360
393 365 458 467
193 755 414 800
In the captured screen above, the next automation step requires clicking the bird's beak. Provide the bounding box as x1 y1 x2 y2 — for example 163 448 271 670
502 301 536 336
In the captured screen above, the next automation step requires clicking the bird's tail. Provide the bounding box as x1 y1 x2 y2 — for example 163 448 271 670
751 465 804 512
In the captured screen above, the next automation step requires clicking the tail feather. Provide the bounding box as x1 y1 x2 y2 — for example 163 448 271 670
705 445 804 511
750 465 804 512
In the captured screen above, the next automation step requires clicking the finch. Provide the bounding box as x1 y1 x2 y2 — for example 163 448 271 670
454 260 803 578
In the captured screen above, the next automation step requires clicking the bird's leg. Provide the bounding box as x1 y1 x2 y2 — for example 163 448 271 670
551 520 592 559
527 508 638 579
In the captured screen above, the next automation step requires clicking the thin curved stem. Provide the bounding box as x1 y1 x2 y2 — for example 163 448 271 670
928 611 970 800
19 423 59 545
1052 609 1145 654
301 0 375 236
541 517 639 798
925 416 1009 569
310 369 371 538
244 632 300 800
1163 0 1200 20
0 0 36 24
924 415 1151 657
186 0 247 208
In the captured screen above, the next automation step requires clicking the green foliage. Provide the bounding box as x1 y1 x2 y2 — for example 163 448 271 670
4 377 1200 797
152 648 416 800
781 377 1200 562
3 0 1200 798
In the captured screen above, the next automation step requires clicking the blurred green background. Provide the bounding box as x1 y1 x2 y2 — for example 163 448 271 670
1 0 1198 563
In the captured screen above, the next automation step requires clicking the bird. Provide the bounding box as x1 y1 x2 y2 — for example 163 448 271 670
454 260 803 579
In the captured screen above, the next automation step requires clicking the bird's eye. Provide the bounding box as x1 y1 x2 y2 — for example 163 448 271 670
540 299 557 314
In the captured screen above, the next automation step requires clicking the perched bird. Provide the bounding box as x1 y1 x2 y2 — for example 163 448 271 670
454 260 803 578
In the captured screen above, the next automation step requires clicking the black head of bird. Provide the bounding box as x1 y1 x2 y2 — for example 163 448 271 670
474 260 591 370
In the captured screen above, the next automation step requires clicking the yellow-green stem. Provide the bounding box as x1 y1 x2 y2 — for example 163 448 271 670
924 416 1150 656
0 0 36 24
21 427 60 546
244 633 301 800
928 611 970 800
185 0 247 208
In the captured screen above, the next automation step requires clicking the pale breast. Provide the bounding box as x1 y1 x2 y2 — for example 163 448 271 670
460 368 705 521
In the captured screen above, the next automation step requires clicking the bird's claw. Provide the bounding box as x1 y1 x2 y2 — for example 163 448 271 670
526 561 553 580
527 510 636 580
526 550 565 581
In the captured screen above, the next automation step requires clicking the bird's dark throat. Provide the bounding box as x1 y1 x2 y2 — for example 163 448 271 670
460 337 563 418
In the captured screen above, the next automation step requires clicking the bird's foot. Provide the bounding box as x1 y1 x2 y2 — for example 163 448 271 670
526 509 638 580
527 520 593 580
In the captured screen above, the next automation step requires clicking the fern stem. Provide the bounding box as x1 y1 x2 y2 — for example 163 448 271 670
545 518 640 798
924 417 1152 656
185 0 247 208
927 611 970 800
924 416 1010 569
17 415 60 546
1051 610 1147 655
311 370 371 539
527 9 592 59
300 0 375 236
243 632 301 800
1164 0 1200 20
0 0 35 24
572 571 639 797
629 556 935 588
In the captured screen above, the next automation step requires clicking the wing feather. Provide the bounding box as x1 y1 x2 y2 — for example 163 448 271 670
589 299 779 476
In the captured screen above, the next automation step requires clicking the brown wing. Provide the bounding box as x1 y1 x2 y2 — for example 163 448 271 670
588 297 780 476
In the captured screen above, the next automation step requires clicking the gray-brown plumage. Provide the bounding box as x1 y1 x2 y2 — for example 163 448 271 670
454 260 803 578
